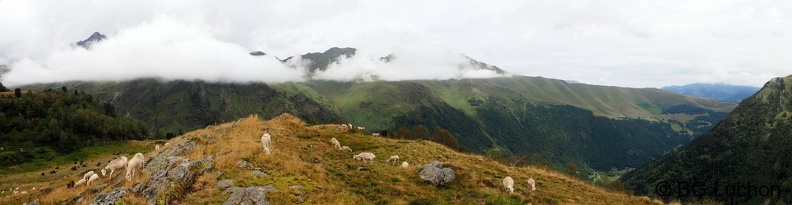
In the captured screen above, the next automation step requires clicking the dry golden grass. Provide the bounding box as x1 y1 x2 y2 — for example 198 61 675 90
0 140 157 205
1 113 665 204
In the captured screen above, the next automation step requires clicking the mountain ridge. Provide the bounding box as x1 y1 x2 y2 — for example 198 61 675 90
622 75 792 204
21 75 736 171
661 83 760 103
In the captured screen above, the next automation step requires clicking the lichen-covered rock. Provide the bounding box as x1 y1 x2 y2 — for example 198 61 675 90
419 161 455 187
90 187 127 205
26 199 40 205
217 180 234 190
223 185 276 205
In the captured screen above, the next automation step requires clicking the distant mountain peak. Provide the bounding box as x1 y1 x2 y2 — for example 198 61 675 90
249 51 267 56
76 32 107 49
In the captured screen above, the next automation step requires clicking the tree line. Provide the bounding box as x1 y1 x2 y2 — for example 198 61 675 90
0 86 149 167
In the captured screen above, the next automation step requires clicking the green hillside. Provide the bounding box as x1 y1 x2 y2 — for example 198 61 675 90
622 75 792 204
0 89 148 170
21 76 736 171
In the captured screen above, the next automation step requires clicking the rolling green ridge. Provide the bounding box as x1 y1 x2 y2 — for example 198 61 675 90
20 76 736 171
622 75 792 204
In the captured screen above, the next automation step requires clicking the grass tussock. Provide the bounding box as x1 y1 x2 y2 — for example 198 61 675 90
0 113 662 204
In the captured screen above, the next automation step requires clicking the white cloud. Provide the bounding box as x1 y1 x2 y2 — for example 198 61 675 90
0 0 790 87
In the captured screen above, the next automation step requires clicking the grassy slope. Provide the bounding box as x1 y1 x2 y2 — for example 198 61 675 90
307 76 735 132
0 140 157 204
1 114 662 204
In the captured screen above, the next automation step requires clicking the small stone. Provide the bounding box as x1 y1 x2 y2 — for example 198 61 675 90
252 170 269 178
27 199 40 205
419 161 455 187
223 185 276 205
236 160 249 169
288 185 302 190
90 184 108 193
216 180 234 190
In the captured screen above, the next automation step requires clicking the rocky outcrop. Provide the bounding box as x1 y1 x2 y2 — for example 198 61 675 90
222 185 276 205
133 137 214 205
419 161 455 187
90 187 127 205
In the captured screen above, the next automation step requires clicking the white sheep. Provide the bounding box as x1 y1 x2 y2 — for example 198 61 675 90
401 161 409 168
101 156 128 179
503 176 515 194
330 138 342 150
526 178 536 192
261 128 272 155
357 127 365 131
125 153 145 181
353 152 376 164
386 155 400 165
155 144 160 151
83 170 95 181
341 146 352 152
87 173 100 186
74 178 86 187
20 191 26 194
372 133 380 136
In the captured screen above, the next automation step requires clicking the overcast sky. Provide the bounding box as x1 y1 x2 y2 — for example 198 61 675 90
1 0 789 88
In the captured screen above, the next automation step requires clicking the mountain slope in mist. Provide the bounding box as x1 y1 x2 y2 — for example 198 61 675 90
622 75 792 204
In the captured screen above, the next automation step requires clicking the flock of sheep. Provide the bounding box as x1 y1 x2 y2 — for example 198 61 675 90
65 152 147 190
262 125 410 168
502 176 537 194
262 123 538 194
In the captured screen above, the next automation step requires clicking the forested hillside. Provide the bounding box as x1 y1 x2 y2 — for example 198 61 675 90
623 75 792 204
0 88 148 168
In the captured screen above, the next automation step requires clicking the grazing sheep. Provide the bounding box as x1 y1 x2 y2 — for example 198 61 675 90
101 156 128 179
87 173 100 185
341 146 352 152
372 133 380 136
357 127 365 131
83 170 95 181
155 144 160 151
67 181 75 189
74 179 86 187
125 153 145 181
503 176 515 194
526 178 536 192
20 191 26 194
402 161 409 168
261 128 272 155
386 155 400 165
330 138 342 150
12 191 17 195
353 152 376 164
